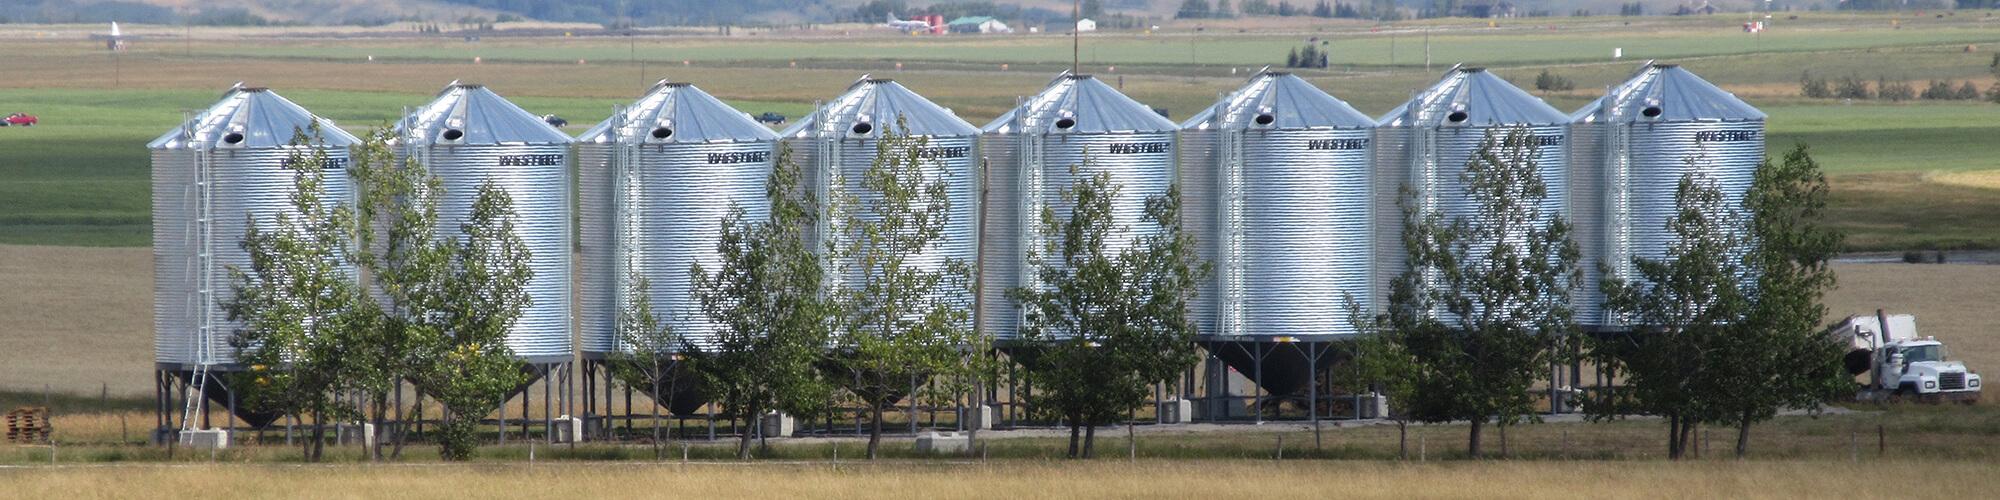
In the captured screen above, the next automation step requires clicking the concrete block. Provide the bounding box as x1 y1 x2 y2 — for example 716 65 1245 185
179 429 229 450
1359 393 1389 419
554 416 584 443
1159 399 1194 424
915 431 969 455
966 405 994 430
335 423 375 447
761 411 795 438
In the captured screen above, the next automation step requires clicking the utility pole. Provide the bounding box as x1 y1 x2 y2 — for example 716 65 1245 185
1072 0 1081 74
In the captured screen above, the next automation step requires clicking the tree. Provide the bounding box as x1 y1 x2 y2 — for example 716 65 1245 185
1312 0 1334 17
227 126 375 463
1177 0 1214 19
1720 145 1848 458
1345 300 1420 459
411 183 533 461
1589 171 1748 460
1286 47 1299 68
1382 128 1580 457
349 126 454 461
1012 171 1205 459
822 123 983 459
1534 69 1575 93
606 276 687 459
689 144 834 460
1798 72 1831 99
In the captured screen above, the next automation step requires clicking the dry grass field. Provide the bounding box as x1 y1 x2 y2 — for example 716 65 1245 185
0 245 153 396
0 459 1993 499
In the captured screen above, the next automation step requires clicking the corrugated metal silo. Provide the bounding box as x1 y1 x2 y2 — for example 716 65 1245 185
400 83 574 363
577 80 779 358
981 73 1180 341
149 84 360 370
1374 67 1571 311
780 77 982 326
1181 70 1377 339
1571 63 1765 328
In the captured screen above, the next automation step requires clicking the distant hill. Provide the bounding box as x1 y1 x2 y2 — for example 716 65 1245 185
0 0 1851 27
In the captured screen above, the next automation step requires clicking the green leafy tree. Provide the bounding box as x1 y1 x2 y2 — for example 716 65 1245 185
1345 300 1421 458
823 124 983 459
1589 172 1748 460
411 183 533 461
1383 129 1580 457
1720 145 1848 458
689 145 835 460
1012 171 1205 459
607 276 688 459
227 127 376 463
349 126 454 461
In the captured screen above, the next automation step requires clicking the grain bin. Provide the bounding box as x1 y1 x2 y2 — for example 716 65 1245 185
576 80 776 416
981 73 1179 341
1374 67 1571 311
399 83 574 363
780 77 982 323
149 84 358 427
1181 70 1377 339
1179 71 1376 410
1571 63 1765 329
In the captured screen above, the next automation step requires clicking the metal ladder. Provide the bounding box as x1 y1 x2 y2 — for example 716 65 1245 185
181 143 215 434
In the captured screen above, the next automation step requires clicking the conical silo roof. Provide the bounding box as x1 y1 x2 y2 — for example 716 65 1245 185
985 72 1179 134
400 82 572 145
1571 63 1765 124
148 84 360 149
1376 67 1569 128
579 80 777 144
780 76 978 139
1182 70 1374 130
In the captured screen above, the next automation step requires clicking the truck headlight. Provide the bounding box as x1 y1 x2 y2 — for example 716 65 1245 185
1924 380 1937 389
1972 378 1981 388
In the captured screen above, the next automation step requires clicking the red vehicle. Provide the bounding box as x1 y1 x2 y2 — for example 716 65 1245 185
2 113 35 126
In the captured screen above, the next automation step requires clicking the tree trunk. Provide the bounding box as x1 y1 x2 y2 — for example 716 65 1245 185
1498 420 1508 457
309 407 327 462
1467 419 1484 458
1067 420 1081 459
1667 414 1682 460
1735 411 1752 459
866 404 884 460
1083 425 1096 459
653 385 665 461
738 401 758 460
1397 421 1409 460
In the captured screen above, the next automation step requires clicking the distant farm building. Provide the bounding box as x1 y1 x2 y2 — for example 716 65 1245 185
1077 18 1098 32
949 16 1012 34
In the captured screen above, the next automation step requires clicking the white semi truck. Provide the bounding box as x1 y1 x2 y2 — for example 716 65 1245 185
1828 311 1981 403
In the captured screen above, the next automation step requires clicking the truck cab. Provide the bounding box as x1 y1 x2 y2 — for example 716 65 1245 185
1882 339 1981 398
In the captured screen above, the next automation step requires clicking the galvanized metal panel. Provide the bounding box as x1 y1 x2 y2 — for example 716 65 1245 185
1370 128 1409 313
419 143 574 361
153 147 356 366
1175 128 1219 338
1234 128 1374 337
1568 122 1608 326
578 140 776 354
978 133 1022 339
825 135 982 313
1619 120 1763 283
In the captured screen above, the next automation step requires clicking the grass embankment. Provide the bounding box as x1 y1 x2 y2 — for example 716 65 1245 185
1 460 1995 499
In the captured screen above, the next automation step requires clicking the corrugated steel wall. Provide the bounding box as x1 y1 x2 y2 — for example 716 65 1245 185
425 143 573 362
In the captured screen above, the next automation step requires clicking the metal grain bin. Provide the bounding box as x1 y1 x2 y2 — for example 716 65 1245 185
1374 67 1571 313
780 77 982 326
1571 63 1765 329
577 80 779 356
148 84 360 368
400 83 574 363
982 73 1180 341
1181 71 1376 339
